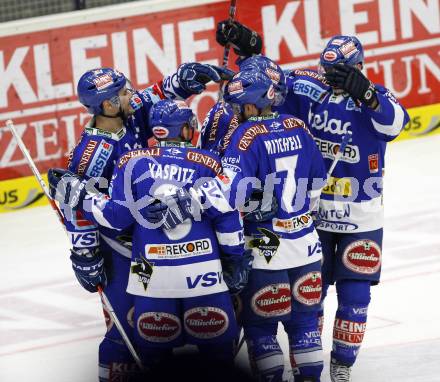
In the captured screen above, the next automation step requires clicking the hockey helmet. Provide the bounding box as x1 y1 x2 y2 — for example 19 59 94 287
239 55 287 106
77 68 127 115
319 35 364 71
224 68 275 113
148 99 197 140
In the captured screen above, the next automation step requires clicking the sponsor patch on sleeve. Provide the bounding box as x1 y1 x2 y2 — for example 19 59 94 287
86 140 114 177
186 151 222 175
77 139 98 176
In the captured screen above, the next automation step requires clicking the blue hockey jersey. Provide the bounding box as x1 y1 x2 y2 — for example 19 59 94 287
277 69 410 233
81 143 245 298
221 112 326 270
64 87 163 254
200 102 240 154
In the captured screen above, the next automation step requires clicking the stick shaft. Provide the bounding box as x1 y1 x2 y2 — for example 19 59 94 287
5 118 145 372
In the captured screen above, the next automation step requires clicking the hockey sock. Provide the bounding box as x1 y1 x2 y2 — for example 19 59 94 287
284 311 323 381
318 284 329 335
332 279 371 366
244 323 284 382
99 337 142 382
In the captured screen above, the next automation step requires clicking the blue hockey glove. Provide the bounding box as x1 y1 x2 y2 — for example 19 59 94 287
178 62 235 93
216 20 262 57
222 250 253 295
243 189 278 222
70 249 107 293
143 188 195 230
48 168 88 208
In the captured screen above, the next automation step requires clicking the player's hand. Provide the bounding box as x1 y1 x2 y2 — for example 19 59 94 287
243 188 278 222
143 188 195 230
48 168 88 208
221 250 253 295
216 20 262 57
177 63 231 94
324 63 377 108
70 249 107 293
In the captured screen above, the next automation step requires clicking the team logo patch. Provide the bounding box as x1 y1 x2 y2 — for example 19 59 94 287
342 240 381 274
146 239 212 260
368 153 379 173
228 80 243 94
323 50 338 62
137 312 181 343
184 307 229 339
93 74 113 90
102 305 114 332
238 124 269 151
129 94 142 111
251 283 292 317
293 272 322 306
248 228 281 264
131 257 154 291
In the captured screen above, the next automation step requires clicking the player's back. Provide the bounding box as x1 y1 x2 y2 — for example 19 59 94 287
114 145 241 298
222 112 326 270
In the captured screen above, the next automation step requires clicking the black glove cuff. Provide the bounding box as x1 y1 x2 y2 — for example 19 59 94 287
232 24 262 57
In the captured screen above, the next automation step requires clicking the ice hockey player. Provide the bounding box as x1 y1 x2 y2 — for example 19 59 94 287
221 67 327 382
50 63 233 382
216 21 410 381
49 98 253 380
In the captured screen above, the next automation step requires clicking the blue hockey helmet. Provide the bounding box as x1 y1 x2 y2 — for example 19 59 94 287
224 68 275 112
148 99 197 140
77 68 127 115
239 55 287 106
319 35 364 69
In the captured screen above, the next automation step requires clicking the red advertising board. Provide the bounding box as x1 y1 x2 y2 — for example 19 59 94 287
0 0 439 181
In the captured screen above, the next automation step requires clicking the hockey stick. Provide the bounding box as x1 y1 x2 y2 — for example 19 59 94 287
5 119 145 372
217 0 238 101
234 333 246 359
326 131 352 181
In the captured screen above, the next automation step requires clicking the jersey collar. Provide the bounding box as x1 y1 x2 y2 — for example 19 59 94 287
248 112 279 122
84 117 126 141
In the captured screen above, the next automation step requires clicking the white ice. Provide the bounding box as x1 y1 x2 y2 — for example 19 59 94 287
1 135 440 382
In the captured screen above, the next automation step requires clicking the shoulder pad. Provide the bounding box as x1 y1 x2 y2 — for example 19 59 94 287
117 147 162 168
237 123 270 151
186 149 222 175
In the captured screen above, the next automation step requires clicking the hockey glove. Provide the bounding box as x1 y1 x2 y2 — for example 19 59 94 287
243 188 278 222
216 20 262 57
221 250 253 295
177 62 235 94
48 168 89 208
324 64 377 108
143 188 195 230
70 249 107 293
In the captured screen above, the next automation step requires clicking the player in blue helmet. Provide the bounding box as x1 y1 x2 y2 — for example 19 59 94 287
238 55 287 107
48 98 253 379
224 68 276 119
49 63 232 382
149 99 198 141
221 67 326 382
217 22 409 382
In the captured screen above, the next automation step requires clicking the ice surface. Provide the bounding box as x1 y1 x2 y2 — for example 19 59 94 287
1 135 439 381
